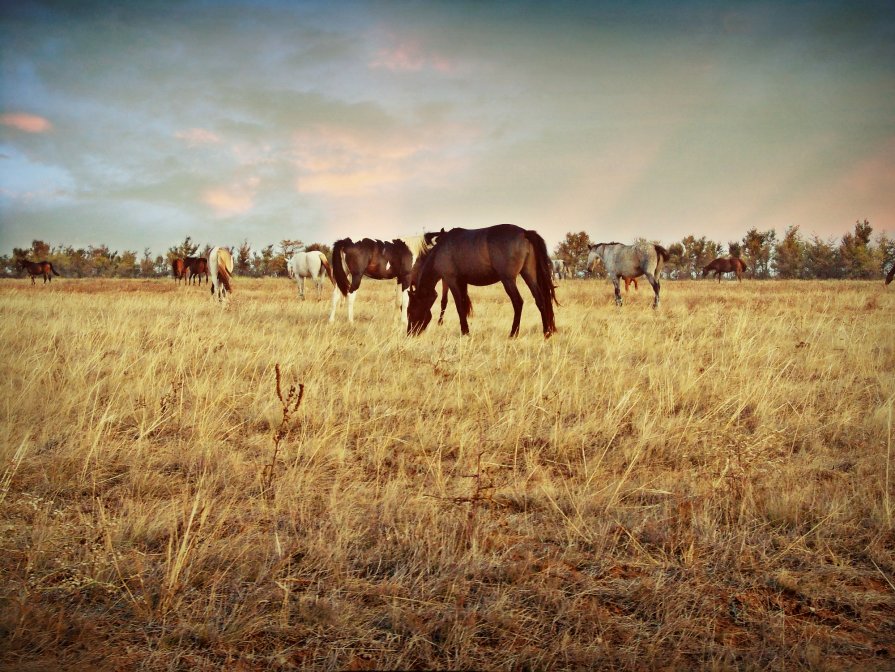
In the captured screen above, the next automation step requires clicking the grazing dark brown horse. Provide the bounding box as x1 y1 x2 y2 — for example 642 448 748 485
185 257 209 285
172 258 187 284
886 264 894 286
408 224 558 338
19 260 60 284
702 257 747 282
329 237 422 324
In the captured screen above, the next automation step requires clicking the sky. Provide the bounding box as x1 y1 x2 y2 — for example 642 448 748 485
1 0 894 256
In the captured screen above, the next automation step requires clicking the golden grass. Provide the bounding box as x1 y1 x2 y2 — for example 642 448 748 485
1 277 893 670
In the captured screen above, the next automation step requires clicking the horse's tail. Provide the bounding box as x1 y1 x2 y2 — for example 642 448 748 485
654 244 669 274
49 263 60 276
332 239 351 296
318 251 334 285
525 230 558 332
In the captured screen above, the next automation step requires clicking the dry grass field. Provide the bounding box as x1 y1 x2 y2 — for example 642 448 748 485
1 276 893 671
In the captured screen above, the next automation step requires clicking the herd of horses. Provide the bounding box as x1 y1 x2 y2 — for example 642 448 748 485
16 226 894 337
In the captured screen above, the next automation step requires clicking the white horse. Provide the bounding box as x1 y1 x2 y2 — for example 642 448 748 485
209 246 234 302
287 250 333 300
550 258 568 280
587 241 668 308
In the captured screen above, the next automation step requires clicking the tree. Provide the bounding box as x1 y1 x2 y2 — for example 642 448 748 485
553 231 591 277
679 235 721 278
742 228 776 278
665 242 686 279
305 242 332 259
140 248 157 277
235 240 252 276
116 250 138 278
31 240 50 259
252 244 275 276
773 226 805 279
727 241 743 258
839 219 876 279
804 236 840 279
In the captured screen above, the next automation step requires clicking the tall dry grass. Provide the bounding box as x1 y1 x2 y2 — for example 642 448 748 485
1 276 893 670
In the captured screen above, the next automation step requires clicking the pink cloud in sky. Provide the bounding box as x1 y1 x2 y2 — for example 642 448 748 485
175 127 221 147
201 176 259 216
1 113 52 133
369 35 455 73
292 122 477 198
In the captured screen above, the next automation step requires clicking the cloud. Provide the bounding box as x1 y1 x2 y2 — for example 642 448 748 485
175 127 221 146
201 176 259 217
1 113 53 133
369 35 455 73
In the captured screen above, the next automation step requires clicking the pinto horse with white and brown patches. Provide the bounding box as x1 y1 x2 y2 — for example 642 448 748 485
19 260 60 284
330 237 427 325
408 224 558 338
702 257 747 282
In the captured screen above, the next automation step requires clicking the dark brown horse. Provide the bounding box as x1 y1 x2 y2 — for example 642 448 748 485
329 237 418 324
19 260 60 284
172 258 187 284
408 224 558 338
886 264 894 286
185 257 209 285
702 257 747 282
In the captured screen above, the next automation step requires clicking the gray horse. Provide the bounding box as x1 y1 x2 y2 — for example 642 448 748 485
587 241 669 308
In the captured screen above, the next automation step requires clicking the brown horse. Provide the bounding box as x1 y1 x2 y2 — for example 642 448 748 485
19 260 60 284
172 258 187 284
185 257 209 285
886 264 894 286
408 224 557 338
702 257 747 282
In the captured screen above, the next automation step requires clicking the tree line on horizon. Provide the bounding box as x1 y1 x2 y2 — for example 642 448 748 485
2 220 892 281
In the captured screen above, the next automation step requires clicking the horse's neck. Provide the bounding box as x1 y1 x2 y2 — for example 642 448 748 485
417 251 441 292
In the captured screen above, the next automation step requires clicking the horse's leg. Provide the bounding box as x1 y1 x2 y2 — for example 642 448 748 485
612 277 622 306
716 271 721 283
645 272 660 308
437 278 449 325
400 280 410 326
328 286 342 322
448 281 470 335
346 273 363 323
520 266 551 337
299 276 305 300
501 278 524 337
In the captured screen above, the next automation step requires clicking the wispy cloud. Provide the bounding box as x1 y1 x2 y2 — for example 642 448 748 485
1 113 52 133
369 35 455 73
201 176 259 217
175 127 221 147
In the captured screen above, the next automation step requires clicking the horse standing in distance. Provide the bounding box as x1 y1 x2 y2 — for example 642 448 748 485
408 224 558 338
702 257 747 282
587 241 668 308
208 247 234 302
185 257 209 285
551 258 569 280
886 264 894 286
329 236 430 325
288 250 334 300
172 258 187 285
19 260 60 284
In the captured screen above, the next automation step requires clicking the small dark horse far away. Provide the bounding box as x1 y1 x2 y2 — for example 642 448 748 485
702 257 747 282
19 259 60 284
408 224 558 338
185 257 209 285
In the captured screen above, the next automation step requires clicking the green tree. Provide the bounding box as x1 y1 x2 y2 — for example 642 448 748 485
553 231 591 277
804 235 840 279
742 228 776 278
839 219 875 279
235 240 252 276
140 248 157 277
665 242 686 279
773 226 805 279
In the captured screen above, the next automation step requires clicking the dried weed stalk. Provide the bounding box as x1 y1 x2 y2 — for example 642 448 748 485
262 363 304 499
